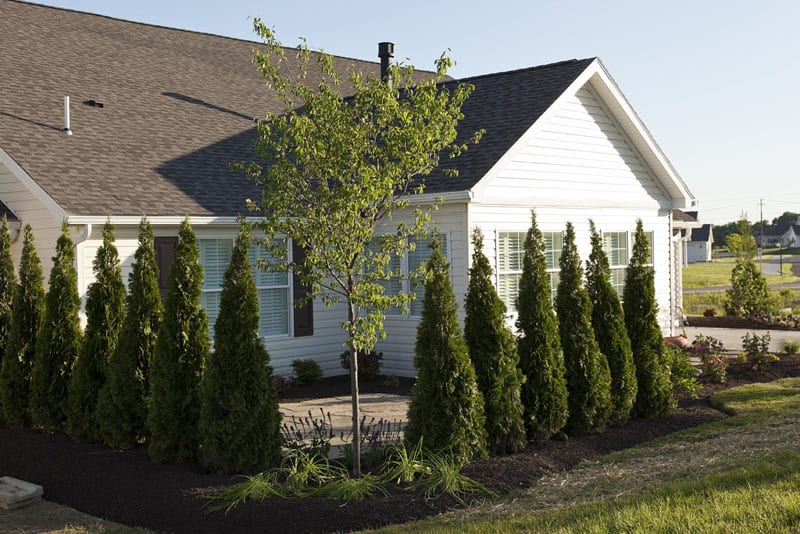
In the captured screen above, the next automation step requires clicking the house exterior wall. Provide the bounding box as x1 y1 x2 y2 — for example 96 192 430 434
468 82 676 335
0 160 61 283
74 222 348 378
374 202 469 377
686 241 711 263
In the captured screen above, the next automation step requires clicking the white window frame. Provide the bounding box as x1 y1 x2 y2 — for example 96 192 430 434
496 230 562 312
603 231 628 297
377 233 450 319
198 236 292 339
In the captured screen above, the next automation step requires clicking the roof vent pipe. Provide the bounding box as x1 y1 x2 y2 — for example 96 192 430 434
63 96 73 136
378 42 394 87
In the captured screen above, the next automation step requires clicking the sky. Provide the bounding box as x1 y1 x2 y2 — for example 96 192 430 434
26 0 800 225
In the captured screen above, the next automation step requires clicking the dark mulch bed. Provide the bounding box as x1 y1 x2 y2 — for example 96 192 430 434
688 315 800 331
2 357 799 534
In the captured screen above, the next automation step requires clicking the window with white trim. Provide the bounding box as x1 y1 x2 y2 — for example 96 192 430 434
199 238 290 338
603 231 628 296
497 231 562 312
373 235 447 317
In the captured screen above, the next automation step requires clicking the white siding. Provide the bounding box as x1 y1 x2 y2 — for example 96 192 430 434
469 205 673 334
76 223 350 378
474 86 670 211
0 161 61 283
375 202 469 377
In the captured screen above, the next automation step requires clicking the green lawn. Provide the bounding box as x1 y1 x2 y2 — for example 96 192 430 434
683 257 799 288
371 378 800 533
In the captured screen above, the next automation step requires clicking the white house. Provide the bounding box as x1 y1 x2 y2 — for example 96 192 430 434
0 1 696 377
687 224 713 263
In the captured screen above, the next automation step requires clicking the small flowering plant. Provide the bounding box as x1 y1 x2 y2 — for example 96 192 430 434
691 333 727 383
741 331 778 372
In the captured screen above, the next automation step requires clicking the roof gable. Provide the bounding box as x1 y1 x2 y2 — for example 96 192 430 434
690 224 712 242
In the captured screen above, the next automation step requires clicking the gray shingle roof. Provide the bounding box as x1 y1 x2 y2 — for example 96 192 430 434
690 223 712 242
0 0 592 217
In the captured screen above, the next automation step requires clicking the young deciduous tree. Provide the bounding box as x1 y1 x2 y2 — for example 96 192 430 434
199 225 281 474
464 228 526 455
97 220 162 448
239 23 481 475
516 211 568 441
405 236 487 464
148 219 209 463
0 216 16 362
30 223 83 430
556 222 612 434
67 222 126 441
585 220 636 425
0 225 44 427
623 219 672 417
725 218 771 317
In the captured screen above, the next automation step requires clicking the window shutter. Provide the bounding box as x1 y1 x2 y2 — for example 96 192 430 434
292 241 313 337
153 236 178 300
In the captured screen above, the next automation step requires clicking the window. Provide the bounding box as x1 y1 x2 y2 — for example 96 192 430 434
199 238 290 338
497 231 562 312
373 235 447 317
603 232 628 296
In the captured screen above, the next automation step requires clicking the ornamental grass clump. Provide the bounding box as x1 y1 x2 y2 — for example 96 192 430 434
691 333 728 383
30 223 83 431
464 228 526 455
0 225 43 427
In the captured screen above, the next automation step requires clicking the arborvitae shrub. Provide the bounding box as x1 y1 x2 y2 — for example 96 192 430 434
726 260 771 317
623 219 672 417
199 226 281 474
464 228 526 455
67 222 126 441
405 235 487 464
30 223 83 430
516 210 568 441
0 225 44 427
0 216 16 365
97 220 162 448
585 220 637 426
555 222 612 435
148 218 210 464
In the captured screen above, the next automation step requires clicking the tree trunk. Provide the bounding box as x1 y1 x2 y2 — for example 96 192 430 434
348 304 361 477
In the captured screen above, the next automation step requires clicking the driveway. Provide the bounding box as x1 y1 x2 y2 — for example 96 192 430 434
684 326 800 354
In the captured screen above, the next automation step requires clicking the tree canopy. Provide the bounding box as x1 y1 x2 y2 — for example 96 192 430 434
238 22 481 475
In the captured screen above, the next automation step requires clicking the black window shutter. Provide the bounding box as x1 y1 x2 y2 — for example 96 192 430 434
154 236 178 301
292 241 313 337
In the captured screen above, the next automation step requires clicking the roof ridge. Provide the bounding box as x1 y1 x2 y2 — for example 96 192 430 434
12 0 387 68
452 57 596 83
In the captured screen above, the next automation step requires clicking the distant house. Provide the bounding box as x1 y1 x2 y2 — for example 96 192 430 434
0 1 696 377
687 224 713 263
780 224 800 248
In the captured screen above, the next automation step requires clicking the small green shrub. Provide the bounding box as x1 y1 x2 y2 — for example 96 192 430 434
690 334 728 383
382 374 400 389
781 339 800 356
703 308 717 317
339 349 382 381
742 331 776 372
291 358 324 386
664 344 700 398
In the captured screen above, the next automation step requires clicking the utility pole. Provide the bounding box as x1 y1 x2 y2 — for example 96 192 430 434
759 198 764 268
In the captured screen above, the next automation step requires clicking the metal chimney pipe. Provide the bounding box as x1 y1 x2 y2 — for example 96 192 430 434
378 42 394 86
63 96 73 136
